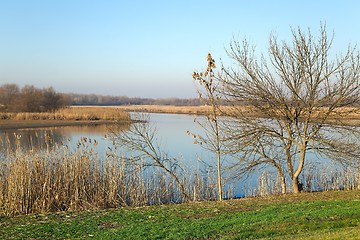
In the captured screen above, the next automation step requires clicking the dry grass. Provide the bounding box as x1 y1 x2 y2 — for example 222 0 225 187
244 166 360 198
1 134 358 216
0 107 131 130
0 107 130 121
117 105 216 115
58 106 131 121
0 136 220 216
0 106 130 121
118 105 360 125
117 105 266 118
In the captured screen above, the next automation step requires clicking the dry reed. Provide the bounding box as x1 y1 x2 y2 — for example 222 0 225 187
0 136 219 216
245 164 360 197
1 133 358 215
0 106 130 121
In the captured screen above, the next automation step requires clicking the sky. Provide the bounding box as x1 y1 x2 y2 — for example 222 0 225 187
0 0 360 98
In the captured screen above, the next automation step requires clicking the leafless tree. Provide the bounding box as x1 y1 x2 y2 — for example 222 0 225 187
221 24 360 193
192 53 224 200
112 114 191 201
41 87 65 112
0 84 67 112
0 84 19 111
18 85 44 112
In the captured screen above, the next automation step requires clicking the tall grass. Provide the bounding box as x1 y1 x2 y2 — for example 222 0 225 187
1 134 358 216
245 165 360 197
0 106 130 121
0 136 221 216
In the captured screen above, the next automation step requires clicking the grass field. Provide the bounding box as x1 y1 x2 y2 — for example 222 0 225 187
1 190 359 239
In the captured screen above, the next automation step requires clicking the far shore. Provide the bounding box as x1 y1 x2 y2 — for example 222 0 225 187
1 105 359 130
117 105 360 126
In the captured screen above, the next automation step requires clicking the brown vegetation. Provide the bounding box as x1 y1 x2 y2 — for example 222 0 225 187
0 137 221 216
0 84 66 112
0 135 358 216
0 106 130 121
0 107 131 130
117 105 214 115
117 105 360 125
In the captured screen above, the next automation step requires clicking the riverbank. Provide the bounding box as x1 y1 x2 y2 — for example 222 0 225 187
117 105 217 115
1 189 359 239
0 107 131 130
118 105 360 125
1 105 359 130
0 119 129 130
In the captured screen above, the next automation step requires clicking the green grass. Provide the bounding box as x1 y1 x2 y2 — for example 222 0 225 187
1 190 359 239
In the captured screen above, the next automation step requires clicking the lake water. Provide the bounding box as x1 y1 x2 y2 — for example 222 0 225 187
0 113 213 164
1 112 356 197
0 113 254 197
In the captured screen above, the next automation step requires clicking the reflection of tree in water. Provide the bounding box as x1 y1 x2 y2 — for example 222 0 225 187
0 123 130 154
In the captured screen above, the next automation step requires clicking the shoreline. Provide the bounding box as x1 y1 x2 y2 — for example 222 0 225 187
1 105 359 130
117 105 360 126
0 120 130 130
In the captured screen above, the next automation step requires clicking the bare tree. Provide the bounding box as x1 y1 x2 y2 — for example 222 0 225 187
221 24 360 193
112 114 191 201
41 87 65 112
0 84 67 113
192 53 224 200
0 84 19 111
19 85 43 112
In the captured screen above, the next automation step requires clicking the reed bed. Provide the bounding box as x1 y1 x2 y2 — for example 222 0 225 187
1 133 358 216
117 105 216 115
0 137 221 216
245 165 360 197
0 106 130 121
117 105 360 125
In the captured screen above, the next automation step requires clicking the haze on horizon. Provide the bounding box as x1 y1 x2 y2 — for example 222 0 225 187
1 0 360 98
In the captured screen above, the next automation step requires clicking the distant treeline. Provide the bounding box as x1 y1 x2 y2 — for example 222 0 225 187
0 84 204 113
0 84 66 112
0 83 249 113
66 93 201 106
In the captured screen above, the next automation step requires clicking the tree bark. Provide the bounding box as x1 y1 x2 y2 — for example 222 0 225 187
292 176 300 193
280 175 287 194
292 147 306 193
217 150 223 200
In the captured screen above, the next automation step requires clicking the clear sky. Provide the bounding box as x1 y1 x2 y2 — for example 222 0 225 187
0 0 359 98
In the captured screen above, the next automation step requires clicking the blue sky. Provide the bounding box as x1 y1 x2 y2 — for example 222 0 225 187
0 1 359 98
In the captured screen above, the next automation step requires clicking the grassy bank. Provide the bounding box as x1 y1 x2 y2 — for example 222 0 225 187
0 190 359 239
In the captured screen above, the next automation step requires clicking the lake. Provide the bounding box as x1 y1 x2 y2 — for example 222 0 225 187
0 112 356 198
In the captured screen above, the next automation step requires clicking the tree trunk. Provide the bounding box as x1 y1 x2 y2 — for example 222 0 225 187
292 176 300 193
280 175 287 194
292 148 306 193
275 165 286 194
217 150 223 201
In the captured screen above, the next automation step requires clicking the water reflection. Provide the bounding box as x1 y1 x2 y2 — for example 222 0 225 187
1 114 358 198
0 123 130 153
